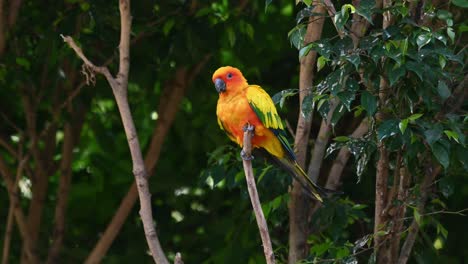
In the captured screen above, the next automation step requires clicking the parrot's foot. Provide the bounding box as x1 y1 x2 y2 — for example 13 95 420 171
240 150 254 160
242 123 255 133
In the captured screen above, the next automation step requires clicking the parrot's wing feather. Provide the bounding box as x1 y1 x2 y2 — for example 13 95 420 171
246 85 295 160
246 85 284 130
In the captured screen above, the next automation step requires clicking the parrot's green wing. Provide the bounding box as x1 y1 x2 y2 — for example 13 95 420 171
246 85 295 160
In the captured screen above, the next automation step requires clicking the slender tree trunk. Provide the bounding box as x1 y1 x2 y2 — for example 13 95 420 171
288 3 326 263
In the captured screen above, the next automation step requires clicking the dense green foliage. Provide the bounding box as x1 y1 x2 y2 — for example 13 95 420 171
0 0 466 263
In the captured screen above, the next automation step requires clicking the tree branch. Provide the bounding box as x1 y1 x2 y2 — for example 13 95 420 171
2 154 27 264
397 165 441 264
289 2 327 262
84 56 210 263
241 125 276 264
62 1 169 263
0 156 38 263
46 107 86 264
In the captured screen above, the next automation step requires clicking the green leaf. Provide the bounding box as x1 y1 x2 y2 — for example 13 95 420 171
376 230 388 236
408 113 423 121
388 65 406 86
400 38 409 56
431 142 450 169
416 33 432 49
355 0 374 23
334 136 350 142
378 119 399 141
301 93 314 118
310 241 332 256
447 27 455 43
424 127 443 146
399 119 409 134
439 55 447 69
437 81 451 101
226 26 236 47
346 54 361 69
334 10 349 30
331 103 346 127
452 0 468 8
272 89 298 108
337 91 356 111
296 6 326 24
317 55 327 71
437 222 449 239
336 247 350 259
406 61 424 80
414 209 421 225
361 91 377 116
288 24 306 49
434 32 447 45
16 57 31 70
163 19 175 36
444 130 459 143
438 177 455 198
354 105 364 117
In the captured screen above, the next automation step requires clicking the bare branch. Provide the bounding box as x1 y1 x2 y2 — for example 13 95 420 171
85 58 209 264
117 0 131 85
241 125 276 264
60 35 114 85
63 1 169 262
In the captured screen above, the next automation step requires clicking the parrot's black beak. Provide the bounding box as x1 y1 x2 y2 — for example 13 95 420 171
214 78 226 93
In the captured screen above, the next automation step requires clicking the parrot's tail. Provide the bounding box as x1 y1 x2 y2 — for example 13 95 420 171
276 157 336 202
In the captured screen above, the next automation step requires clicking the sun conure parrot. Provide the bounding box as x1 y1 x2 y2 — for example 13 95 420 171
212 66 328 202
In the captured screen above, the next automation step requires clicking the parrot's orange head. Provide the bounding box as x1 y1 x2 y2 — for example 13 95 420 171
212 66 248 94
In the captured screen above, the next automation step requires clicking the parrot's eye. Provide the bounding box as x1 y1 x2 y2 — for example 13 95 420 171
226 73 233 79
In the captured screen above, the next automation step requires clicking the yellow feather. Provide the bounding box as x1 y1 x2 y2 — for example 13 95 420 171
246 85 284 130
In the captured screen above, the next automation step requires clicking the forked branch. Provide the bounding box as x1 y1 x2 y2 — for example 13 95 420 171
61 0 168 263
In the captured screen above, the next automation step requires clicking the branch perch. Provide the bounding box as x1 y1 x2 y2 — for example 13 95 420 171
241 124 276 264
62 1 168 263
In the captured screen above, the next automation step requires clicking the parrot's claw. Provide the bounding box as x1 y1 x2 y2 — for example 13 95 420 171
240 150 254 161
243 123 255 133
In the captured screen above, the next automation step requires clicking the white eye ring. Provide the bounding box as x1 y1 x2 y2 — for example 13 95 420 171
227 73 233 79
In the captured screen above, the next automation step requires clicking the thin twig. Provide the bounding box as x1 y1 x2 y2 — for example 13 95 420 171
242 125 276 264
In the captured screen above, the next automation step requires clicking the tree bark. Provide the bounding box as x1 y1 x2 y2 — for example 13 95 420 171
46 107 86 264
288 3 327 263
